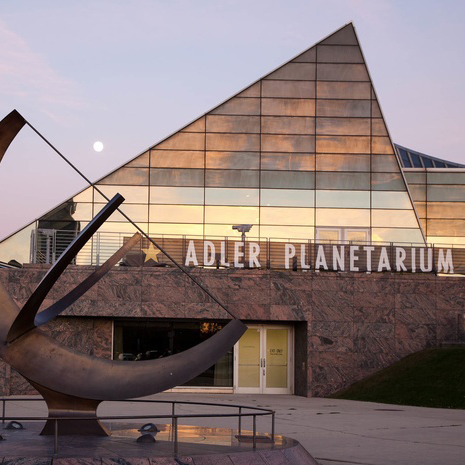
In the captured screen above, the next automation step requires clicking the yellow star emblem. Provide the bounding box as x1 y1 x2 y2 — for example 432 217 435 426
141 243 161 263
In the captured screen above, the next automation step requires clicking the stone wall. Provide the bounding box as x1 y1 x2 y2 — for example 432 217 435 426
0 265 464 397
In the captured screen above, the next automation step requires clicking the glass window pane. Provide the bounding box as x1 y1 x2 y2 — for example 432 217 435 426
206 115 260 133
205 188 259 206
262 80 315 98
96 222 147 234
372 100 382 118
205 206 259 224
260 225 314 240
260 189 314 207
317 45 364 63
372 191 412 209
261 207 314 225
94 203 149 223
410 152 423 168
262 98 315 116
73 187 93 202
372 155 399 172
372 210 418 228
316 135 370 153
156 132 204 150
317 82 371 99
316 190 370 208
211 98 260 115
265 62 316 80
237 83 260 97
372 119 388 136
150 187 204 205
126 151 150 167
317 228 340 242
427 202 465 218
316 118 370 136
98 168 149 186
433 160 446 168
261 134 315 152
261 116 315 134
261 153 314 171
206 133 260 151
150 150 204 168
427 219 465 236
398 148 411 167
206 152 259 170
261 171 314 189
414 202 426 218
422 157 433 168
427 185 465 201
181 117 205 132
316 172 370 190
409 185 426 201
149 205 203 223
72 203 93 221
316 99 370 117
206 170 259 188
293 48 316 62
404 172 426 184
316 154 370 172
149 223 203 236
95 185 149 204
0 222 35 264
372 228 424 245
316 208 370 227
427 172 465 184
372 137 393 154
371 173 405 191
317 63 369 81
150 169 204 187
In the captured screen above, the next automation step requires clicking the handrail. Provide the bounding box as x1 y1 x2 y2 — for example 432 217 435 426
0 397 275 456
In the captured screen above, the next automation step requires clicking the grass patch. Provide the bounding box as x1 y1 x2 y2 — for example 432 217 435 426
332 347 465 409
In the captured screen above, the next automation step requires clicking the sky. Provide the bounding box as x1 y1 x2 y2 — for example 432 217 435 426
0 0 464 240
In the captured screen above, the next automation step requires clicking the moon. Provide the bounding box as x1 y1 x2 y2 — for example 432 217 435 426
93 141 104 152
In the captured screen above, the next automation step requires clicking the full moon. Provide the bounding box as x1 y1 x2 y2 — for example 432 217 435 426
93 141 104 152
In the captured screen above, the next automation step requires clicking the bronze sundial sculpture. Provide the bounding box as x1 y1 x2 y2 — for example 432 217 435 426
0 110 247 435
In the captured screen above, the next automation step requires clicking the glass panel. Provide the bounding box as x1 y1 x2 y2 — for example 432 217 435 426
211 98 260 115
260 189 314 207
206 133 260 151
261 134 315 152
427 172 465 184
346 229 369 242
414 202 426 218
316 190 370 208
98 168 149 186
0 222 35 264
316 118 370 135
403 172 426 183
237 83 260 97
317 45 364 63
262 98 315 116
73 186 93 202
150 169 204 187
238 329 260 388
260 225 314 240
95 185 149 204
205 206 259 224
261 153 314 171
181 117 205 132
205 188 259 206
409 185 426 201
317 82 371 99
316 99 370 117
321 26 357 45
266 329 288 389
206 152 259 169
261 116 315 135
421 157 433 168
316 208 370 227
372 100 382 118
150 187 203 205
433 160 446 168
293 48 316 62
262 80 315 98
372 137 393 154
149 205 203 223
428 185 465 201
261 171 314 189
317 63 369 81
94 204 149 223
206 115 260 133
371 173 405 191
206 170 259 188
410 152 423 168
398 148 411 167
265 62 316 80
316 172 370 190
316 154 370 172
149 223 203 236
372 119 388 136
372 191 412 209
427 202 465 219
372 210 418 228
427 219 465 236
317 228 340 242
316 135 370 153
72 203 93 221
150 150 204 168
97 222 148 234
371 155 399 172
261 207 314 225
126 151 150 167
156 132 204 150
372 228 424 244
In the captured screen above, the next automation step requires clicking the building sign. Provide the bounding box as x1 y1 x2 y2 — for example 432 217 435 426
184 240 456 274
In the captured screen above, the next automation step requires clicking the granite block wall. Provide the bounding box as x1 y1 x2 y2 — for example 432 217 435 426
0 265 464 397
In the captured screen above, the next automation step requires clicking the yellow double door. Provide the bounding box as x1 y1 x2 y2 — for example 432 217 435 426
234 325 293 394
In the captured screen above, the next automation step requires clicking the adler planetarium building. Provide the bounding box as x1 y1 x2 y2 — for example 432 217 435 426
1 23 464 397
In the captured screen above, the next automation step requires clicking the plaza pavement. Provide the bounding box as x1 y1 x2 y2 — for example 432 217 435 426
3 392 464 465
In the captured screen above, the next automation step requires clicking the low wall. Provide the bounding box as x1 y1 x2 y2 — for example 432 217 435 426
1 265 464 397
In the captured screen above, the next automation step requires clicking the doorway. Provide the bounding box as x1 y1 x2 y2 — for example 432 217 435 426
234 325 294 394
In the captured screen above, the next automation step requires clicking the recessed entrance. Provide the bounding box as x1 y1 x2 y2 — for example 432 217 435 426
234 325 294 394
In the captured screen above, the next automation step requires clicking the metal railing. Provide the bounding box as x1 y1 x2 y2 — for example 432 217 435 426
1 397 275 456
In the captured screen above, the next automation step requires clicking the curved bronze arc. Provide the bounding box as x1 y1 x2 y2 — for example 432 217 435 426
0 110 26 164
7 194 125 343
35 232 142 327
